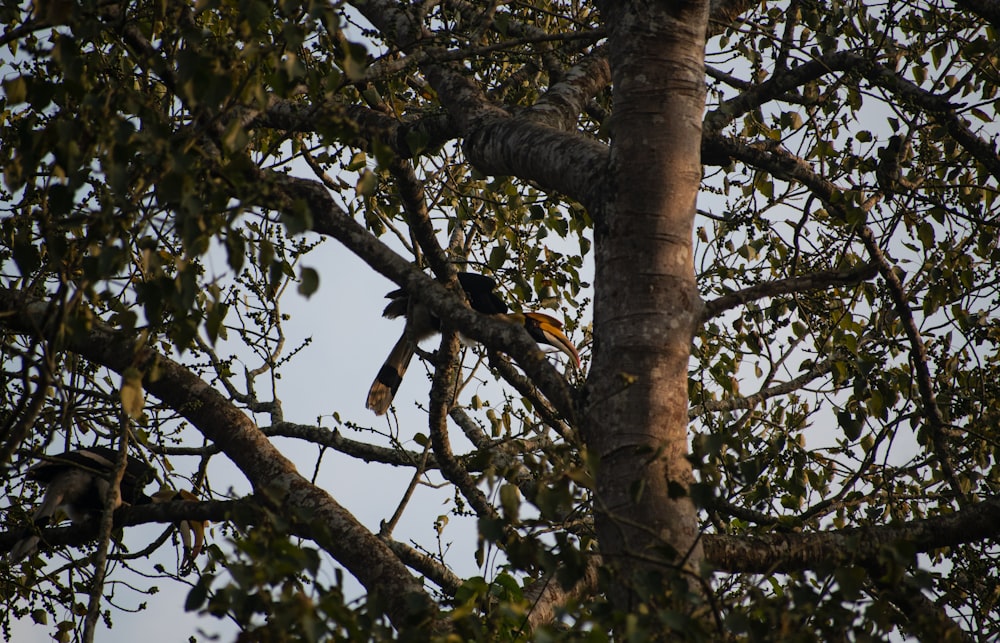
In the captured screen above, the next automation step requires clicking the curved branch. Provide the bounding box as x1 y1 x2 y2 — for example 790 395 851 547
857 226 965 504
701 262 878 322
427 330 498 521
422 61 610 213
0 288 437 629
703 51 1000 182
271 173 578 421
705 494 1000 573
528 50 612 131
955 0 1000 29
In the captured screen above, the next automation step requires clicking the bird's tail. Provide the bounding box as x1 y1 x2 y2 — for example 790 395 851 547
8 479 71 564
8 535 40 564
366 332 416 415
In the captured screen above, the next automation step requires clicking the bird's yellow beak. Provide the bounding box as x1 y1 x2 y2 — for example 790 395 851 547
152 488 207 570
520 312 581 368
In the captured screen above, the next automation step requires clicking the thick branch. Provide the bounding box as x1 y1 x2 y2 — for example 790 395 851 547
955 0 1000 29
271 173 578 421
706 495 1000 573
528 50 612 131
0 499 255 554
422 62 610 213
704 52 1000 182
257 100 456 159
701 262 878 322
0 288 436 629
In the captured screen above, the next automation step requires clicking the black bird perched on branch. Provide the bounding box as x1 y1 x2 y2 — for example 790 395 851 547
366 272 581 415
8 446 155 563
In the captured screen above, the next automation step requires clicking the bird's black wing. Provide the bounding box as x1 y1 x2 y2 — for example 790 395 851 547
457 272 508 315
27 447 154 504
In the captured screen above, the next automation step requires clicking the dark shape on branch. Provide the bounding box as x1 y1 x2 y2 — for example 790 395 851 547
366 272 580 414
8 446 155 563
876 134 921 194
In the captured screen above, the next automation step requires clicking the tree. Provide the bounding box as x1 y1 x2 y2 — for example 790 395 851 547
2 0 1000 640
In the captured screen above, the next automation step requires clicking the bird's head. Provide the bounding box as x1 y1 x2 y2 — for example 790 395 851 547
152 488 207 571
507 312 581 368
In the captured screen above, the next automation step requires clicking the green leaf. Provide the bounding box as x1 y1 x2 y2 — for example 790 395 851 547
837 410 863 441
298 267 319 298
3 76 27 104
488 245 508 270
345 152 367 172
356 169 377 196
120 368 146 419
339 40 370 81
185 575 212 612
205 302 229 344
499 484 520 522
917 221 935 249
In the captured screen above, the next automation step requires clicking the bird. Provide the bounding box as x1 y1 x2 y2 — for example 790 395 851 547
8 446 156 563
366 272 581 415
151 488 207 573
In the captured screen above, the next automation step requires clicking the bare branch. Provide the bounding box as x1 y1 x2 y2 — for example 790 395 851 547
422 61 610 212
706 494 1000 573
388 158 451 278
701 262 878 322
690 358 835 419
528 50 612 131
382 537 463 596
857 226 966 504
428 330 498 521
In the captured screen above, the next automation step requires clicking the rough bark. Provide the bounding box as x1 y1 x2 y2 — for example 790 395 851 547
0 289 437 631
584 0 709 613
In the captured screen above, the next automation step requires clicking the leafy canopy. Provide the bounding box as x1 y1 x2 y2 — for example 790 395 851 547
1 0 999 641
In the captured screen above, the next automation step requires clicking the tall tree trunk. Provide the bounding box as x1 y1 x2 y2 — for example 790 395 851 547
585 0 709 615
